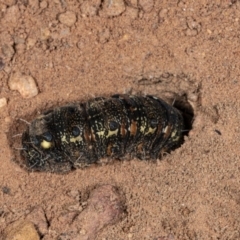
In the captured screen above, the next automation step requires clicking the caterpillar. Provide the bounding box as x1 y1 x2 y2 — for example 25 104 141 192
21 94 185 173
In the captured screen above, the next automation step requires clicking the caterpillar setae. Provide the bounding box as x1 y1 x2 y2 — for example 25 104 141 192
21 94 185 173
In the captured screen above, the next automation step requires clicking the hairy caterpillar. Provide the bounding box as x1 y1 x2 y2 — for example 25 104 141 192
21 94 185 173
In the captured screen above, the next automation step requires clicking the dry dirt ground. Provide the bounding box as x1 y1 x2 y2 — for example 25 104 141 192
1 0 240 239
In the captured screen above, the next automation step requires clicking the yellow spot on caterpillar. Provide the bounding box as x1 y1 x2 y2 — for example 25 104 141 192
61 135 68 143
41 140 52 149
96 130 105 137
171 129 180 142
140 125 145 132
171 129 177 138
145 127 156 135
107 129 118 137
70 135 83 142
140 121 146 133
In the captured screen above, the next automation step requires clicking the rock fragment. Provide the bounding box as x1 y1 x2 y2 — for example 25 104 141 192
80 0 101 17
2 44 15 60
126 0 138 8
58 11 77 27
72 185 125 239
139 0 154 12
26 38 37 49
8 72 38 98
3 220 40 240
28 0 40 13
52 185 125 240
185 17 201 36
124 6 139 19
102 0 126 17
40 0 48 9
2 5 20 26
98 28 110 44
0 98 7 108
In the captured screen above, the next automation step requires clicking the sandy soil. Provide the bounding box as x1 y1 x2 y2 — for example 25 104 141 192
1 0 240 239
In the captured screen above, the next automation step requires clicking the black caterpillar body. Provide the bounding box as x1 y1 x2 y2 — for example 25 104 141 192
21 94 184 173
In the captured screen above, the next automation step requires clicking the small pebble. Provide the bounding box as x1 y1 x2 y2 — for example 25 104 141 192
67 189 80 199
0 98 7 108
103 0 126 17
186 17 201 36
159 8 168 18
2 5 20 25
128 233 133 238
40 0 48 9
73 185 125 239
58 11 77 27
98 28 110 44
127 0 138 8
79 229 87 235
26 38 37 49
124 7 139 19
185 28 198 36
80 0 101 17
55 185 125 240
188 92 198 102
2 44 15 59
5 116 11 123
28 0 40 12
40 28 51 41
8 72 38 98
139 0 154 12
3 220 40 240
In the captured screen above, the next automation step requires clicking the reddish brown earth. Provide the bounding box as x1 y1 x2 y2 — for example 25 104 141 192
1 0 240 239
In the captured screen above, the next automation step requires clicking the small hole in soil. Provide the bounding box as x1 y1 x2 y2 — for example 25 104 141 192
173 94 194 137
